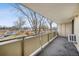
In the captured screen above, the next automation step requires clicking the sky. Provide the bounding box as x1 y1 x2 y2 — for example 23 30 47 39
0 3 30 27
0 3 17 27
0 3 57 28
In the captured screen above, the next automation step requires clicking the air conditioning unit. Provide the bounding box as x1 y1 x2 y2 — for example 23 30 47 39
68 34 77 44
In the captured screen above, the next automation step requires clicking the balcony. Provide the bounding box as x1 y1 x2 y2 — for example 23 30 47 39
0 3 79 56
0 32 56 56
37 36 79 56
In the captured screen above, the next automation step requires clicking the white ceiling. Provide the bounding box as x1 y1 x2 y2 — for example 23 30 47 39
23 3 79 24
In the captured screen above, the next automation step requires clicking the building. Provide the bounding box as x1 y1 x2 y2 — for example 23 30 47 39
0 3 79 56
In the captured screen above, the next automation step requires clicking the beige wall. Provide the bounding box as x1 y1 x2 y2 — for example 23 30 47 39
61 24 66 36
58 24 62 35
65 23 72 36
58 22 72 36
74 16 79 35
74 16 79 44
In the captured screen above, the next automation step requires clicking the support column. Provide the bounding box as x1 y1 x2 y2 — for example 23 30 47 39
72 19 74 34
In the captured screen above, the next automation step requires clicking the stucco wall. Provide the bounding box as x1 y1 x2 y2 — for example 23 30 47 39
74 16 79 44
58 24 62 36
58 22 72 36
65 23 72 36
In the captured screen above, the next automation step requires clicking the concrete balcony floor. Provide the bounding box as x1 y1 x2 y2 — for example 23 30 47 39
37 36 79 56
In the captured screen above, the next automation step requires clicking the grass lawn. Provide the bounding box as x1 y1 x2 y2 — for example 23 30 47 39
0 34 27 42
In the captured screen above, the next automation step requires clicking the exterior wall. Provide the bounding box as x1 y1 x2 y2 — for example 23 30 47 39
58 22 72 37
65 23 72 36
74 16 79 45
58 24 62 36
61 24 66 36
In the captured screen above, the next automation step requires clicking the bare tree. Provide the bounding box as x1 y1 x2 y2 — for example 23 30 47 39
11 4 50 34
11 4 33 29
47 20 53 31
14 17 26 30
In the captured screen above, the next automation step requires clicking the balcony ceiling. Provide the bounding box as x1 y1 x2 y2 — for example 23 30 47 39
23 3 79 24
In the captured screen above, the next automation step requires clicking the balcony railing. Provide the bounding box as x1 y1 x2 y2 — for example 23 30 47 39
0 32 57 56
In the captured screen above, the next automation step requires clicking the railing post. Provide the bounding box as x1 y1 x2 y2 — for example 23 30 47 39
21 37 25 56
48 33 49 41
